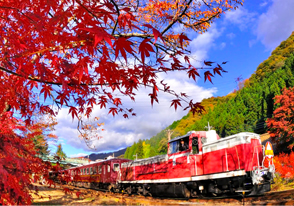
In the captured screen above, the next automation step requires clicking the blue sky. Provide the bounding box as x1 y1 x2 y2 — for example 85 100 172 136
49 0 294 157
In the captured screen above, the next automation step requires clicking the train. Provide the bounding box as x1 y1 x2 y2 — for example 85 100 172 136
61 129 275 198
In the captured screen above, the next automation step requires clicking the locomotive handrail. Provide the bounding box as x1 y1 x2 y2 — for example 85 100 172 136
225 149 228 171
252 145 264 168
194 156 197 176
235 146 241 170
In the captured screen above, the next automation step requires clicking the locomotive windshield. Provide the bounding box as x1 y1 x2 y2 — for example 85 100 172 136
169 141 179 154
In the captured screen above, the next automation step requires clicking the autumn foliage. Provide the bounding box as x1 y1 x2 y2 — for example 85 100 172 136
267 87 294 151
0 112 54 205
0 0 243 204
274 152 294 180
0 0 242 121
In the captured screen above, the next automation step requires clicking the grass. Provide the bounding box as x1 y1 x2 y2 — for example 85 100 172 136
271 173 294 191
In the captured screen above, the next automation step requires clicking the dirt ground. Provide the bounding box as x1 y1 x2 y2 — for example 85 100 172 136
30 183 239 205
30 183 294 205
30 183 189 205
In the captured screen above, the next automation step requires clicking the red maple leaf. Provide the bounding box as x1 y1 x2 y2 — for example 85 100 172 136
178 33 190 48
170 99 181 111
69 107 78 119
76 191 83 199
108 107 118 116
204 71 213 83
139 38 154 64
187 68 200 81
79 27 113 48
143 24 164 44
114 37 134 62
184 56 190 64
204 60 214 66
113 98 122 106
180 93 188 98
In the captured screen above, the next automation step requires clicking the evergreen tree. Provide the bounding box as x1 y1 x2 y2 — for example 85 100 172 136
124 147 130 159
33 135 49 156
157 138 168 154
142 141 151 158
127 143 137 160
136 140 144 159
55 144 67 160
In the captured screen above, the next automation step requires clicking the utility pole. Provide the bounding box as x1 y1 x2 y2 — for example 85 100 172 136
205 122 213 131
166 129 174 141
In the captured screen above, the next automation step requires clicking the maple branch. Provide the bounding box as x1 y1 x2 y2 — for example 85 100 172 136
179 12 221 29
113 33 153 38
0 6 36 23
0 65 121 88
110 0 120 35
202 0 211 9
161 0 193 35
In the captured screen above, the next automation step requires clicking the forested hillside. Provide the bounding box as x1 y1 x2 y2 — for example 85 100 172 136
124 32 294 160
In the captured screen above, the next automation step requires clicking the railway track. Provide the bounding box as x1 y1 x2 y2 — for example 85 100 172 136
59 183 294 205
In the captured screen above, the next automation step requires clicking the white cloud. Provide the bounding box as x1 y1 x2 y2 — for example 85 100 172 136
188 24 223 64
224 7 256 31
52 23 222 154
54 78 217 153
256 0 294 50
69 153 89 158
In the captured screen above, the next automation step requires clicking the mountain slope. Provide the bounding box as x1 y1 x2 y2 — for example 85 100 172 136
86 148 127 161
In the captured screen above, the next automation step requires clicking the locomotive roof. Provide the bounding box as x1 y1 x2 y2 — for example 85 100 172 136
67 158 130 170
168 131 197 143
121 154 167 167
203 132 260 147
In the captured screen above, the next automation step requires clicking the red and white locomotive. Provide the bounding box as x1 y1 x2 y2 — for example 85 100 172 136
64 129 274 197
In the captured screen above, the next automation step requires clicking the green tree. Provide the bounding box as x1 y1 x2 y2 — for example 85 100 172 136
124 147 130 159
142 141 151 158
127 143 137 160
157 138 168 154
136 140 144 159
33 135 49 156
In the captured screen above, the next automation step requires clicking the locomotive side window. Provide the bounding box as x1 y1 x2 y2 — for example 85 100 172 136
87 168 89 174
201 137 207 144
107 165 110 173
192 137 199 154
113 163 120 172
90 167 93 174
179 137 189 152
98 165 102 174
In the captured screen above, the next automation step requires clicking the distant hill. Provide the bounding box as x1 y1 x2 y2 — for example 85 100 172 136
85 148 127 161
